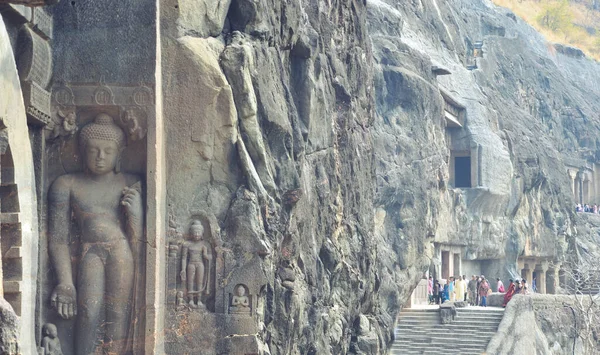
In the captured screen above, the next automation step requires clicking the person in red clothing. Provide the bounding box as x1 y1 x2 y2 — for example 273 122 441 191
478 276 490 307
502 279 516 307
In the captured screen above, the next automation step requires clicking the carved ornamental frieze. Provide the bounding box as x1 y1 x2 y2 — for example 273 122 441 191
48 81 150 142
15 18 53 125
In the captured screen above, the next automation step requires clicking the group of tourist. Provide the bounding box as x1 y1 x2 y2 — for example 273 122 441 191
575 203 600 213
501 279 530 306
427 276 531 307
427 275 493 307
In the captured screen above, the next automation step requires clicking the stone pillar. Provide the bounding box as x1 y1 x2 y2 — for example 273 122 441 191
546 268 555 294
448 251 454 279
558 266 566 289
167 243 179 305
471 144 479 187
523 263 533 285
453 253 461 277
537 262 549 294
583 175 590 204
568 170 577 202
578 176 583 204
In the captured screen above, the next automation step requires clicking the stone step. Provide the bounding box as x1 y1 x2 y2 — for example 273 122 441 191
391 345 485 354
396 329 497 336
452 319 502 324
399 314 503 321
400 317 502 324
397 325 499 332
396 335 496 341
394 340 489 347
393 346 486 353
396 325 499 332
455 316 504 320
392 308 504 355
392 349 483 354
395 334 496 342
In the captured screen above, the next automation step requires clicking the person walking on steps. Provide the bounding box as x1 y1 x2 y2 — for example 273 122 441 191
478 276 490 307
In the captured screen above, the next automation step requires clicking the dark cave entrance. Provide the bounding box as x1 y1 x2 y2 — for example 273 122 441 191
454 156 471 188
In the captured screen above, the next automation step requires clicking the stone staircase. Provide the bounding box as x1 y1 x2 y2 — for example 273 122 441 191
391 307 504 355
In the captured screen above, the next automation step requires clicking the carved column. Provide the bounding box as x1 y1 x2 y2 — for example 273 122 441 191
523 262 533 285
167 242 179 305
583 174 590 204
448 251 454 279
568 170 577 202
0 130 5 299
537 262 549 294
576 172 583 204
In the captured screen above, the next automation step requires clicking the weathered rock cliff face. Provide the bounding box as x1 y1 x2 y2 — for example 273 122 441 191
367 0 600 353
162 0 380 354
163 0 600 352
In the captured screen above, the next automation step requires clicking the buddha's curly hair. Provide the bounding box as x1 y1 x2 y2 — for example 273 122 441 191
79 113 125 152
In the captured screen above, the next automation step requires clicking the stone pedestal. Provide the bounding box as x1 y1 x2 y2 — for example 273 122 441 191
439 304 456 324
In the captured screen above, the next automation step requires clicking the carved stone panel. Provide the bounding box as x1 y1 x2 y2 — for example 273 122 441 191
16 25 52 89
166 212 223 313
42 81 153 355
15 24 53 126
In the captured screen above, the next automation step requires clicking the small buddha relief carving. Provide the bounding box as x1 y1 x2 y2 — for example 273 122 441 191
229 284 251 315
180 220 214 309
40 323 63 355
176 291 186 311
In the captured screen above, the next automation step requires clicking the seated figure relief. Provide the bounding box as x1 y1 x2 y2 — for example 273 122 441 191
180 220 214 309
48 113 143 354
41 323 63 355
230 284 250 315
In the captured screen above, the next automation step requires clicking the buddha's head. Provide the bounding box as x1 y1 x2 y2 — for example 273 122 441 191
235 285 246 297
190 220 204 241
43 323 58 338
79 113 125 175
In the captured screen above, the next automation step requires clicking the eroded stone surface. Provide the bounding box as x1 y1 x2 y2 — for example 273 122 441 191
0 299 19 354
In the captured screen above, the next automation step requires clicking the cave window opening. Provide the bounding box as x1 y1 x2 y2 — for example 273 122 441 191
454 155 472 188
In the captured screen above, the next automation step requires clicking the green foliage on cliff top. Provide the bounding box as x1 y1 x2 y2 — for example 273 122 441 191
493 0 600 60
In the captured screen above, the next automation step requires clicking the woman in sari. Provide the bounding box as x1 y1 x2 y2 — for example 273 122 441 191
502 279 516 307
